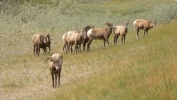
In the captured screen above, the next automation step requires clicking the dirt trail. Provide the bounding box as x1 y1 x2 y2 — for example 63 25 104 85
0 72 92 100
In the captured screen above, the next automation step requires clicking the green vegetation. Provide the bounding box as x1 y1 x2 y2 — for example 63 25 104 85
0 0 177 99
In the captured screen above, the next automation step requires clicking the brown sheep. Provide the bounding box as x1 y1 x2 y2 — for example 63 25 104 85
62 32 69 53
86 22 113 51
47 53 63 88
62 25 94 53
113 20 129 45
133 19 157 39
32 34 46 56
32 33 52 56
41 33 52 54
82 25 94 51
67 30 85 53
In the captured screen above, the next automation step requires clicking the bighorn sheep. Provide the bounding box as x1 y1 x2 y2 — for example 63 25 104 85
67 30 85 53
62 32 69 53
62 25 93 53
32 34 46 56
82 25 94 51
86 22 113 51
133 19 157 39
32 33 52 56
113 20 129 45
47 53 63 88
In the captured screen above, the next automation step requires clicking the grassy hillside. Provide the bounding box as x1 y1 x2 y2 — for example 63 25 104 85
43 20 177 100
0 0 177 100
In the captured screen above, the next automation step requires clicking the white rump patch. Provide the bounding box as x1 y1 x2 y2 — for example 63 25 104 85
87 29 92 37
133 20 137 27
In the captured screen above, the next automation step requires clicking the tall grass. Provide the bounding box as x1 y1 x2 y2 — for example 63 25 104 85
0 0 177 99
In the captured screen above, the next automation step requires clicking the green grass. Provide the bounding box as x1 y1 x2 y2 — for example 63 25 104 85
0 0 177 99
43 20 177 100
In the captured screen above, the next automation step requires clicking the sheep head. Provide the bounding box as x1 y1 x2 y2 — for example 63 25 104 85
81 25 94 39
47 56 59 70
40 35 47 44
105 22 113 32
85 25 94 31
47 33 52 41
152 20 157 27
43 33 52 44
124 20 130 27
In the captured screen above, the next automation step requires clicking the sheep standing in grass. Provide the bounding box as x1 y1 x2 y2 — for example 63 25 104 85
82 25 94 51
47 53 63 88
43 33 52 54
63 25 93 53
32 33 52 56
32 34 46 56
86 22 113 51
133 19 157 39
67 30 85 53
113 20 129 45
62 32 69 53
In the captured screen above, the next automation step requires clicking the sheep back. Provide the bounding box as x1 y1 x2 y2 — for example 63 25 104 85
134 19 153 29
87 28 108 39
32 34 45 46
67 31 83 43
113 26 128 36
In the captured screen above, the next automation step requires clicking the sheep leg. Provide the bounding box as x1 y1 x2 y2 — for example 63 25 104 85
62 44 65 53
107 39 109 46
33 46 36 56
71 44 73 53
63 42 66 53
38 47 40 55
55 73 58 88
67 42 70 53
123 36 126 44
136 28 140 39
66 43 69 53
121 36 123 44
43 47 47 55
103 39 106 48
75 44 78 54
105 38 109 47
114 35 119 45
83 42 86 51
143 30 146 38
51 73 54 88
68 42 73 53
114 35 116 45
36 46 40 56
87 39 93 51
58 68 61 86
146 30 148 37
35 48 38 56
78 44 81 53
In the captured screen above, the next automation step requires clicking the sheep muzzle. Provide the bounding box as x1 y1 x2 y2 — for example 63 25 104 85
56 66 59 70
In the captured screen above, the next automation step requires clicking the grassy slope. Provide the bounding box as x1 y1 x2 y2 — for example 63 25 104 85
43 19 177 100
0 0 177 100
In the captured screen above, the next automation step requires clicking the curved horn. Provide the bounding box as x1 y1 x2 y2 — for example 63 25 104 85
47 56 54 62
